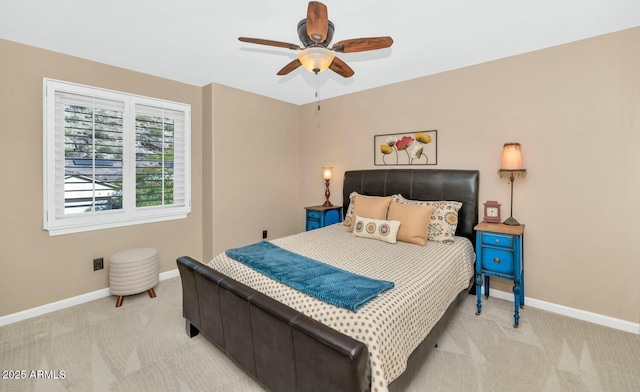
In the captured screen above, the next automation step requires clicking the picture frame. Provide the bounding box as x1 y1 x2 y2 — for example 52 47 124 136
374 130 438 166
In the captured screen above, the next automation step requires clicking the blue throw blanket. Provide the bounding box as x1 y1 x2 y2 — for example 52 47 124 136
225 241 394 312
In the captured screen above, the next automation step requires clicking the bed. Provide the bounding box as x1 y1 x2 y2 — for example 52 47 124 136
177 169 479 392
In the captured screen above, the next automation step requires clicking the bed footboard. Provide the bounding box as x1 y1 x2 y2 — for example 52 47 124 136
177 256 371 392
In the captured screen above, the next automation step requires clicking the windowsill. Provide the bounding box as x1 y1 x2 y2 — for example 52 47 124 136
45 212 189 236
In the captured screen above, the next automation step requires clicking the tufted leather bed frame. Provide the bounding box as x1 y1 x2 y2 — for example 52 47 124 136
177 169 479 392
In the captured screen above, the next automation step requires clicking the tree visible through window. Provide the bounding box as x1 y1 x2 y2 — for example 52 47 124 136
135 112 174 207
64 102 124 213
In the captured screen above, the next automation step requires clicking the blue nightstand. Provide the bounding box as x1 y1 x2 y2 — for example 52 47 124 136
474 222 525 328
305 205 342 231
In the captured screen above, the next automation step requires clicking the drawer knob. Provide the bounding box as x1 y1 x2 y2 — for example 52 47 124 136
493 258 501 264
495 239 500 244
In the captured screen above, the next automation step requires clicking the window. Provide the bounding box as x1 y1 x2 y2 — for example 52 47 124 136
43 79 191 235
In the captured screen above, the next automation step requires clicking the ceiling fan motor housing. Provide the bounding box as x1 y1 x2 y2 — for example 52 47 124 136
297 19 335 47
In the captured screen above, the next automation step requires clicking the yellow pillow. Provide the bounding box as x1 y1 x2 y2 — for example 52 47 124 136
347 195 392 232
387 200 435 246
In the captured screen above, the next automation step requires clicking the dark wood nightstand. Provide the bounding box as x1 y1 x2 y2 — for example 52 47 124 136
474 222 525 328
305 205 342 231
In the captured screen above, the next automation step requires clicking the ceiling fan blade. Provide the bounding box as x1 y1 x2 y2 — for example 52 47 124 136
306 1 329 44
277 59 303 76
329 56 354 78
238 37 301 51
332 37 393 53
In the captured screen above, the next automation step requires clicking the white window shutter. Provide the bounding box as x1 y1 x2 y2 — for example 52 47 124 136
43 79 191 235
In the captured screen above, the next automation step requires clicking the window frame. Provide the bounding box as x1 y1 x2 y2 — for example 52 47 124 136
43 78 191 236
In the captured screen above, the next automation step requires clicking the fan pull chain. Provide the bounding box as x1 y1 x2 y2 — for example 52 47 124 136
316 74 320 111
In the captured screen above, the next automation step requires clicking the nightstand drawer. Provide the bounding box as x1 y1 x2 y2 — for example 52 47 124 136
306 220 321 231
482 233 513 248
307 210 321 220
481 248 514 275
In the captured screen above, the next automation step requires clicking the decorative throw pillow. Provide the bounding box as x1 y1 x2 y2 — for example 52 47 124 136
391 194 462 244
387 200 435 246
347 194 392 232
352 215 401 244
343 191 358 227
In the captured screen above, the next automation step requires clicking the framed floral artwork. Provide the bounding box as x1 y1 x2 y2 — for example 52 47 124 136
374 130 437 166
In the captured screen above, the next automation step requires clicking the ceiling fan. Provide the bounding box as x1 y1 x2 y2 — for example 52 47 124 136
238 1 393 78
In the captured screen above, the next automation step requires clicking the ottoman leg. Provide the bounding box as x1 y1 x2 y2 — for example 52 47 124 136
115 296 124 308
148 288 157 298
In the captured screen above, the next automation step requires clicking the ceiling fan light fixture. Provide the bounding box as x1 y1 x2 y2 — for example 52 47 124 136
298 47 334 74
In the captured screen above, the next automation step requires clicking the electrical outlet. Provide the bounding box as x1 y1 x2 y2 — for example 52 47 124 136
93 257 104 271
262 230 268 239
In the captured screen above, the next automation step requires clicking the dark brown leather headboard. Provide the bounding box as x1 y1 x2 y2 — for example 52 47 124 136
343 169 479 246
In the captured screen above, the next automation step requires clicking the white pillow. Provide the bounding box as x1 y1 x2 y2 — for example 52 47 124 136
352 215 401 244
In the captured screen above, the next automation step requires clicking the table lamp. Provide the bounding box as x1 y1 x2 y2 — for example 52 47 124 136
498 143 526 226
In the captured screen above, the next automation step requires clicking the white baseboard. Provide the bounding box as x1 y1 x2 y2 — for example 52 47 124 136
2 270 637 336
482 287 640 335
0 268 180 327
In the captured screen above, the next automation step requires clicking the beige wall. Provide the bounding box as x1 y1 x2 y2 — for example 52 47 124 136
0 39 203 316
202 84 215 262
299 27 640 324
207 83 302 256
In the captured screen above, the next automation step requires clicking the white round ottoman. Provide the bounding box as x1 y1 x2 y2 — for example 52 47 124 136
109 248 159 307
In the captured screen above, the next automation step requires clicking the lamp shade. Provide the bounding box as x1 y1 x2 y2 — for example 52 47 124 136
322 166 333 180
500 143 524 170
298 47 335 74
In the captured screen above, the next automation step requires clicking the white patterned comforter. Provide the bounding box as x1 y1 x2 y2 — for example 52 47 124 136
209 224 475 392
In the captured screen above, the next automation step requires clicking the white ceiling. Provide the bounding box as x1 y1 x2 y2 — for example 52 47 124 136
1 0 639 105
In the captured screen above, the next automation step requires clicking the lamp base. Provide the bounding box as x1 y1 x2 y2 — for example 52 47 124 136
503 216 521 226
323 178 332 207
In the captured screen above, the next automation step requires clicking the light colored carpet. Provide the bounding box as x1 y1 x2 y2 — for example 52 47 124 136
0 277 638 392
